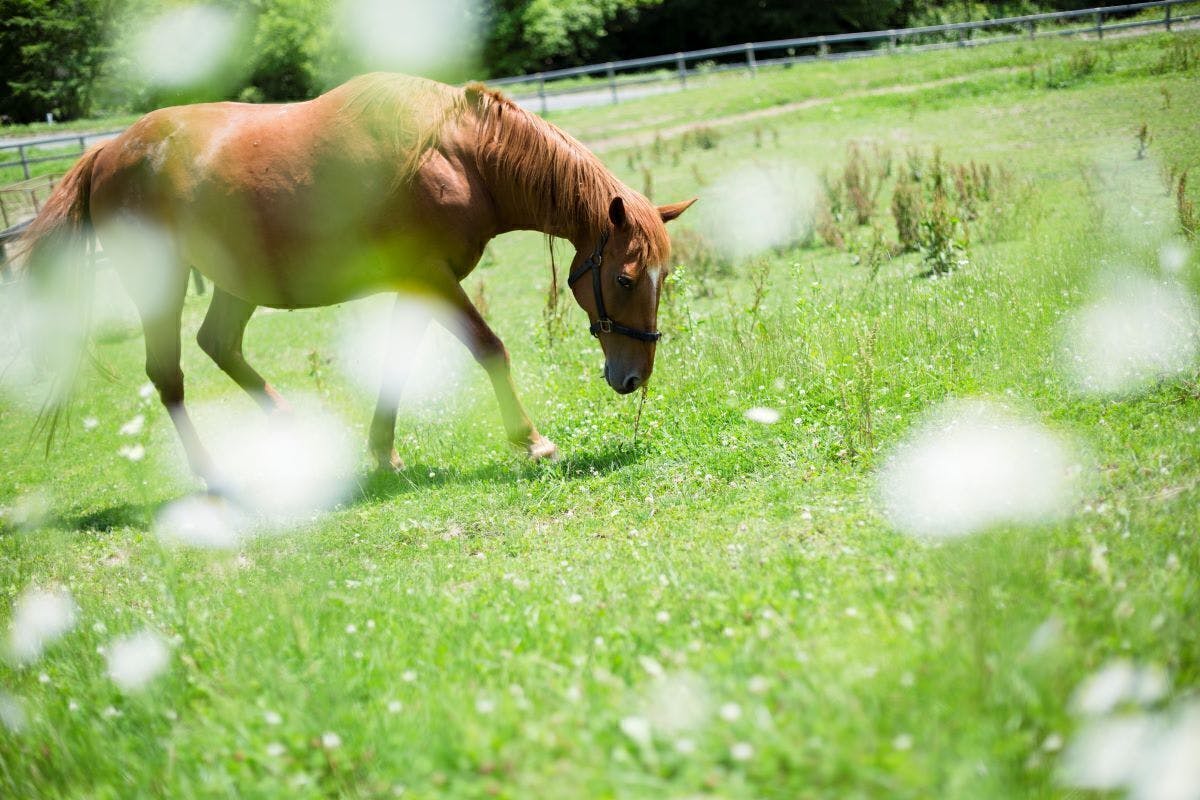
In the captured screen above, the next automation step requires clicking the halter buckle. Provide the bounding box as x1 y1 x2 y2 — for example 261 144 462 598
598 318 613 334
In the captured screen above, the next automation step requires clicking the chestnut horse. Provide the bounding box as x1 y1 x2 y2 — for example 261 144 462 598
18 73 694 481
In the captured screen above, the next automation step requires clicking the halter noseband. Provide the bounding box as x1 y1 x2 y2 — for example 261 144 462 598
566 229 662 343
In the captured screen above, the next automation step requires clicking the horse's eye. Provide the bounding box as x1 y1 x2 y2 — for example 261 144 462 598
617 274 634 290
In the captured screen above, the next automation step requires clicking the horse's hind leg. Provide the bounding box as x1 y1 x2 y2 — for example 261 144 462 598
197 287 290 414
129 266 217 482
368 295 427 472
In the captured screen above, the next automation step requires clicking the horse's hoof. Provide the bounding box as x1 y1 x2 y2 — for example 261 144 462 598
374 449 405 473
527 436 559 462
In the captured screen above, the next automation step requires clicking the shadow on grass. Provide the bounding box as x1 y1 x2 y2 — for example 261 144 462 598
55 501 159 532
352 442 648 503
35 445 648 531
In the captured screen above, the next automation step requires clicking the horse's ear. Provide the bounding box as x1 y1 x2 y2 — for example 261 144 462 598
658 197 697 223
609 196 628 229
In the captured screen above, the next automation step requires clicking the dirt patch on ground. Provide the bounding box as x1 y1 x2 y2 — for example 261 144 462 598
583 71 1016 152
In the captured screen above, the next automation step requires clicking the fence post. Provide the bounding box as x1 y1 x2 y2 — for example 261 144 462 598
817 36 829 59
17 145 30 180
744 43 757 76
888 30 898 51
606 63 617 104
675 53 687 88
536 73 547 115
1095 11 1103 39
77 135 86 156
1027 19 1035 39
1166 4 1173 31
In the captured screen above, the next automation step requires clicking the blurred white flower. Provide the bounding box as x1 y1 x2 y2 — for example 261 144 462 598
643 673 710 735
132 5 240 88
0 692 26 733
719 702 742 723
1025 615 1064 657
119 414 145 436
118 444 146 462
1159 240 1190 274
877 399 1080 539
335 295 472 416
190 399 355 527
619 715 652 746
730 741 754 761
155 495 241 549
1061 273 1200 397
1061 714 1158 790
700 164 818 260
339 0 481 75
321 731 342 749
106 630 170 692
7 586 77 664
1132 704 1200 800
744 406 781 425
1072 660 1169 717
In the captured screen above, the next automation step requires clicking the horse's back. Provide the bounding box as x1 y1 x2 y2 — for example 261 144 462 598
88 75 474 308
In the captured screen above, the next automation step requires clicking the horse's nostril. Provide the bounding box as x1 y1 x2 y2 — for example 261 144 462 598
623 374 642 393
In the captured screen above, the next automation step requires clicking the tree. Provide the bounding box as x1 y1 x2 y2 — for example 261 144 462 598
0 0 116 122
243 0 332 102
481 0 664 75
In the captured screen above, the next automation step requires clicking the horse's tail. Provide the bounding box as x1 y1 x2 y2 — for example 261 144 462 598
12 143 107 448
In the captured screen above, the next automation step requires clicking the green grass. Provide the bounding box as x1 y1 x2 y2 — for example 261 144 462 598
2 31 1200 799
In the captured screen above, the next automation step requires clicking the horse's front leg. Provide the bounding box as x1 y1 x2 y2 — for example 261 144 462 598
442 281 557 461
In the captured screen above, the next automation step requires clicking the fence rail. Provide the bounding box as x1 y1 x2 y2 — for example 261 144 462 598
0 130 124 183
482 0 1197 111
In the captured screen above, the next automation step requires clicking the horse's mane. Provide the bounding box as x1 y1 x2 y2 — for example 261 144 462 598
335 73 468 185
330 74 669 265
465 83 670 265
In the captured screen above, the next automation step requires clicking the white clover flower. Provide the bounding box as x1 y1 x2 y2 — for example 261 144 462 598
119 414 145 436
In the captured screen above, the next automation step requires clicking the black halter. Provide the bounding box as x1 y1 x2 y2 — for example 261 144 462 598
567 229 662 343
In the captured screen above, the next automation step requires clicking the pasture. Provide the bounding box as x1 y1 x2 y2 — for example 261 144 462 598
2 31 1200 798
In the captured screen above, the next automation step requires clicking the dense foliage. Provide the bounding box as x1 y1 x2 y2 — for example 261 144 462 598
0 0 1153 122
0 0 115 122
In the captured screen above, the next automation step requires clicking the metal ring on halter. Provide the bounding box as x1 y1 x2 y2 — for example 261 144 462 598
567 228 662 343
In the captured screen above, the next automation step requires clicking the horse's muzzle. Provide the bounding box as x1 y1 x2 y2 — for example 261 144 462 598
604 362 644 394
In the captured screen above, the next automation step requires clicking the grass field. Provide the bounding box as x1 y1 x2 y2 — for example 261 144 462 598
2 30 1199 799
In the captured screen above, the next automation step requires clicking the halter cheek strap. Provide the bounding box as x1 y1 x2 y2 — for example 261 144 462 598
567 229 662 343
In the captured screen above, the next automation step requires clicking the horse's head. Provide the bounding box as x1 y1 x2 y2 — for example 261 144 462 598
569 195 695 394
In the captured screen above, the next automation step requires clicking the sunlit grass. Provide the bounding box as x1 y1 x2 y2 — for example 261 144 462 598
2 30 1199 799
